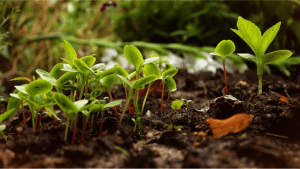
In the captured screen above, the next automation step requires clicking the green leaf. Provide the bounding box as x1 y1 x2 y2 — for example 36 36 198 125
81 110 91 117
143 57 159 65
61 58 72 66
100 65 128 79
262 50 293 65
61 84 80 91
104 99 122 108
143 63 161 79
231 16 262 56
25 79 53 96
61 64 80 73
165 76 176 93
50 63 64 78
215 40 235 59
128 71 136 81
115 74 132 89
36 69 57 86
0 125 6 132
91 63 105 72
132 75 156 89
53 92 78 113
90 89 102 98
89 104 101 113
9 93 20 99
6 95 21 121
162 68 178 79
56 72 76 86
0 108 15 124
10 77 31 83
80 55 96 68
260 22 281 56
74 100 89 111
237 53 258 63
15 85 28 95
124 45 144 69
73 58 91 75
102 74 116 89
63 40 77 66
171 100 184 110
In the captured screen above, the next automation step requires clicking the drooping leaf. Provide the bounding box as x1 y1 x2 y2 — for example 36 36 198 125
100 65 128 79
115 74 132 89
144 63 161 79
61 64 80 73
165 76 176 93
102 74 116 89
7 91 21 121
260 22 281 56
0 108 15 124
80 55 96 67
237 53 258 63
63 40 77 66
231 16 262 56
262 50 293 65
56 72 76 86
15 85 28 95
162 68 178 79
36 69 57 86
89 104 101 113
10 77 31 83
124 45 144 68
50 63 64 78
74 100 89 111
91 63 105 72
128 71 136 81
73 58 90 75
132 75 156 89
53 92 78 113
104 99 122 108
25 79 53 96
61 58 72 66
143 57 159 65
215 40 235 59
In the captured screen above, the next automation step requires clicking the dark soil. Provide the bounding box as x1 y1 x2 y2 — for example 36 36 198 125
1 69 300 168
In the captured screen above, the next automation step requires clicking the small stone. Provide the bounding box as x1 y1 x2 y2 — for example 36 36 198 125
239 80 247 86
146 132 153 139
177 128 182 132
146 110 151 118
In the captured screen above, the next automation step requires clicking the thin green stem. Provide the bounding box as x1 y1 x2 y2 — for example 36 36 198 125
141 82 153 116
64 114 69 142
85 77 89 99
119 90 133 125
223 62 228 95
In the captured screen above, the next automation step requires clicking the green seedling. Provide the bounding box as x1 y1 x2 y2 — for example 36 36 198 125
0 108 15 142
131 117 140 133
161 68 178 111
170 99 184 136
181 98 194 111
231 16 292 94
101 74 119 116
210 40 235 95
164 124 183 131
99 99 122 136
53 92 88 145
114 146 129 155
165 76 177 110
141 63 161 115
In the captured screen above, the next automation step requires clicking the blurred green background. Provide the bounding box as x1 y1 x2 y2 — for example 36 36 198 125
1 0 300 94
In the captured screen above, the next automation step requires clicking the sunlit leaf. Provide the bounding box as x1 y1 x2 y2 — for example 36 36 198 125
53 92 78 113
104 99 122 108
262 50 293 65
124 45 144 68
63 40 77 66
25 79 53 96
50 63 64 78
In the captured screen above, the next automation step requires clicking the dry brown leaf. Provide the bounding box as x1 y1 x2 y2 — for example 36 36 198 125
206 113 253 138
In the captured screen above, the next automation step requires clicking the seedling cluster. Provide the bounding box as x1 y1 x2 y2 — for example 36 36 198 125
1 16 293 144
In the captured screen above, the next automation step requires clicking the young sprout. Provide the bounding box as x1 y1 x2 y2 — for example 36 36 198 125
210 40 235 95
131 117 140 133
161 68 178 111
141 63 161 115
181 98 194 111
164 124 183 131
231 16 292 94
80 104 100 144
165 76 177 110
0 108 15 142
170 99 184 136
101 74 119 116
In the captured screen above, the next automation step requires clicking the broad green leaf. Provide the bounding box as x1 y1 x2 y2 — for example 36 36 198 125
91 63 105 71
138 85 145 90
74 100 89 111
89 104 101 113
90 89 102 98
63 40 77 66
25 79 53 96
165 76 176 93
0 108 15 124
80 55 96 67
237 53 258 63
162 68 178 79
36 69 57 86
231 16 262 56
100 65 128 79
215 40 235 59
7 93 21 121
114 74 132 89
61 58 72 66
103 74 116 89
61 64 79 73
132 75 156 89
81 110 91 117
275 56 300 66
56 72 75 86
50 63 64 78
262 50 293 65
53 92 78 113
15 85 28 95
144 63 161 79
10 77 31 83
104 99 122 108
44 104 61 121
143 57 159 65
124 45 144 68
260 22 281 56
73 58 90 75
171 100 184 110
9 93 20 99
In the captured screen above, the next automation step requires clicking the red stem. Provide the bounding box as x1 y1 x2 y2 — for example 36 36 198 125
160 84 165 111
166 93 170 110
35 116 38 130
223 62 228 95
72 121 77 146
79 120 87 144
99 118 103 136
109 91 118 116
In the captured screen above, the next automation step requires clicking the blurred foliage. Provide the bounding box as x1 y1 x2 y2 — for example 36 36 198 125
1 1 300 94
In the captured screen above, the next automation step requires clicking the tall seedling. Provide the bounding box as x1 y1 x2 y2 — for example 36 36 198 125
231 17 292 94
102 74 119 116
165 76 177 110
161 68 178 111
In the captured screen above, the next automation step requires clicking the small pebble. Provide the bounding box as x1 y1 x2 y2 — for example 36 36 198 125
177 128 182 132
146 110 151 118
146 132 153 139
239 80 247 86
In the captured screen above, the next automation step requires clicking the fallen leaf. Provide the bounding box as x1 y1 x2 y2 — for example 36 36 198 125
271 91 289 105
206 113 253 138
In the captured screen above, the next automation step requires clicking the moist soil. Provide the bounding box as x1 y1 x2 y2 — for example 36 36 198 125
1 69 300 168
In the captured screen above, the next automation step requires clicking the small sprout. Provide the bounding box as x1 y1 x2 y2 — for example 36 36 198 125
114 146 129 155
181 98 194 111
170 99 184 136
248 102 258 108
161 68 178 111
165 76 177 110
102 74 118 116
0 108 15 142
164 124 183 130
210 40 235 95
131 118 139 133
